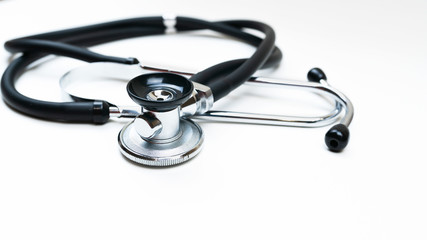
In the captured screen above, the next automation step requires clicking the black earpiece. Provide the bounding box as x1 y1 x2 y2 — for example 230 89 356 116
325 124 350 152
307 68 327 83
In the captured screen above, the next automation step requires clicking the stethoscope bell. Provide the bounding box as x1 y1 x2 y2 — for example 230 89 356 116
118 73 204 166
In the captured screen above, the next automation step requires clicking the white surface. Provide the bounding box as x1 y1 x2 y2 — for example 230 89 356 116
1 0 427 239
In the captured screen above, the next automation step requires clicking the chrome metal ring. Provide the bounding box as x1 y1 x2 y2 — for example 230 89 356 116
118 119 204 166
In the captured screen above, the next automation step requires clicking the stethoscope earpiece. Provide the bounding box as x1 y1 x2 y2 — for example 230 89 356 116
307 68 327 82
325 124 350 152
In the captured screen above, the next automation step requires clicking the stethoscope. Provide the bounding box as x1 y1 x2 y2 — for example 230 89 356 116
1 16 354 166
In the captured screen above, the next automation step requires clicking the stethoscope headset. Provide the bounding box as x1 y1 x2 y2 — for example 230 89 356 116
1 16 354 166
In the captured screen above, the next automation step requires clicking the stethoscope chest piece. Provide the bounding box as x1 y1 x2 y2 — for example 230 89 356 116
118 73 204 166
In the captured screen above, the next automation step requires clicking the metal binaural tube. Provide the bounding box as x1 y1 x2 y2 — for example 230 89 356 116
245 77 353 127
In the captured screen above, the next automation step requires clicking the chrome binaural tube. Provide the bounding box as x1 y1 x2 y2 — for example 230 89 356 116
245 77 353 127
193 77 352 129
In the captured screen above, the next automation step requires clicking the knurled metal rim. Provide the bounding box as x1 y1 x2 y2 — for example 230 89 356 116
118 119 204 166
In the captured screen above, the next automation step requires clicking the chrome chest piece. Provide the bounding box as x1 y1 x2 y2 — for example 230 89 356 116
118 73 204 166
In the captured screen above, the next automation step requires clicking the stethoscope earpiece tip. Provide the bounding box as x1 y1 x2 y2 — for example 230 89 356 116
307 68 327 83
325 124 350 152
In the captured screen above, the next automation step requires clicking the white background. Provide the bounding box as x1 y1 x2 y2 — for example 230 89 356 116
1 0 427 239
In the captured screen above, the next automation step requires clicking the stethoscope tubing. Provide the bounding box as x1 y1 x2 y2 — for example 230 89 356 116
1 16 282 123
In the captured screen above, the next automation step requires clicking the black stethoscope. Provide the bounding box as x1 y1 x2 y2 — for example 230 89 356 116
1 16 353 166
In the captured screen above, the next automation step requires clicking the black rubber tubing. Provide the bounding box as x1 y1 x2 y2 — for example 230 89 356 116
176 18 277 100
1 16 282 123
